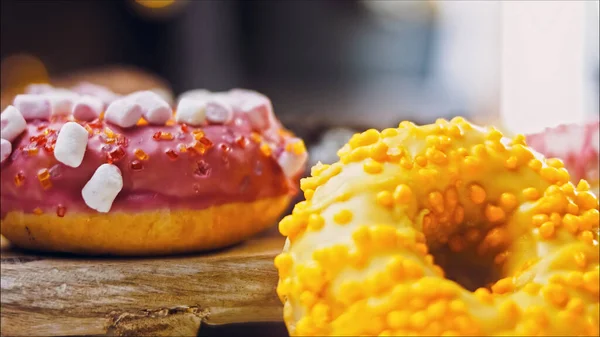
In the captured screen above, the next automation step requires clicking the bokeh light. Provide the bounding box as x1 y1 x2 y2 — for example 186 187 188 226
0 53 48 108
135 0 175 9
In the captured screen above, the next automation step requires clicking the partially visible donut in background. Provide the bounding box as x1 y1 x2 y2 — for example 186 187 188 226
1 65 174 111
527 121 599 196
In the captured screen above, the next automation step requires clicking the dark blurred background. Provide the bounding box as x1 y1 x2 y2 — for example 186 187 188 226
0 0 489 129
1 0 598 149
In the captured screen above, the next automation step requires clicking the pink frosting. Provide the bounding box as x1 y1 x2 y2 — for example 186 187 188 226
1 116 300 218
526 120 599 183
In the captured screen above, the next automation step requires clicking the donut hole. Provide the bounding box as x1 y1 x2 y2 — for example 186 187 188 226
424 220 512 292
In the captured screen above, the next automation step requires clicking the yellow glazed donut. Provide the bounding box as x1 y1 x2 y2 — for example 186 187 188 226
275 118 599 336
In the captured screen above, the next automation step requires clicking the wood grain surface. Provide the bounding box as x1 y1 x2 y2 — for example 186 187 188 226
0 228 286 336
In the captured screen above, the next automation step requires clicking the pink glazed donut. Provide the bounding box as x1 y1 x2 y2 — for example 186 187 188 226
0 85 307 255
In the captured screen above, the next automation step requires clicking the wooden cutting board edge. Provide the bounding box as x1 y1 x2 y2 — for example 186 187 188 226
0 228 287 336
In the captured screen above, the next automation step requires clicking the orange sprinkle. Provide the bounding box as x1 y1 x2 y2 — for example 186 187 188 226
370 142 389 162
364 159 383 174
448 236 466 252
469 184 486 204
400 157 413 169
198 136 213 148
37 168 52 190
160 132 174 140
192 130 205 140
134 148 149 161
428 191 445 214
578 231 594 245
33 207 43 215
505 156 518 169
463 156 481 171
107 146 125 163
415 155 427 167
523 283 541 295
523 187 540 201
542 284 568 307
528 159 542 171
165 149 179 160
104 127 115 138
540 166 560 183
472 144 487 157
376 191 394 207
549 212 562 226
14 172 25 187
304 189 315 200
260 143 272 157
485 204 506 223
494 251 509 265
453 205 465 224
499 193 518 211
491 278 514 294
25 147 39 156
486 128 503 141
562 214 580 233
307 214 325 231
566 202 579 215
130 160 143 171
250 132 262 143
190 140 210 154
532 214 549 227
512 134 527 145
577 192 598 210
393 184 413 204
235 136 248 148
56 204 66 217
576 180 590 191
546 158 564 169
539 222 555 239
290 140 306 155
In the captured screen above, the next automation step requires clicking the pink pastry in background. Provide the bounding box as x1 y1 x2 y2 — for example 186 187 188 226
526 120 599 195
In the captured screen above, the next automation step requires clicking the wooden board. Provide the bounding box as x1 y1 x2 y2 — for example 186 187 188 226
0 227 286 336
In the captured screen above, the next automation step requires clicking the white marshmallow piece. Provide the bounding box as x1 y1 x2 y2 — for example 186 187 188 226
277 150 308 178
24 83 54 94
104 98 143 128
82 164 123 213
1 105 27 141
228 89 275 130
1 138 12 163
13 94 51 120
177 89 211 104
45 91 79 116
72 95 104 121
175 97 207 126
128 91 172 125
54 122 89 168
205 95 233 124
71 82 120 107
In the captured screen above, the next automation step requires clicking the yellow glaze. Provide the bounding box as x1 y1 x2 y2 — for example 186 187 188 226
275 118 599 336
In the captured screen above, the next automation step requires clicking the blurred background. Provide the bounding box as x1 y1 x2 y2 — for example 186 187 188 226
1 0 599 165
